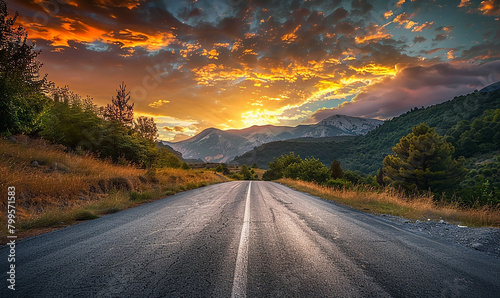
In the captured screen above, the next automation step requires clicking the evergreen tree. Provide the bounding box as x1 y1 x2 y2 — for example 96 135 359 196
104 82 134 125
330 159 344 179
382 123 466 195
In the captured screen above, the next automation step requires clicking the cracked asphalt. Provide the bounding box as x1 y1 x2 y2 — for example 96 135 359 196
1 181 499 297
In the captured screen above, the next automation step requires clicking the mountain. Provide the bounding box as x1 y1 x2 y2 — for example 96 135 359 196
163 115 382 163
479 81 500 93
233 88 500 173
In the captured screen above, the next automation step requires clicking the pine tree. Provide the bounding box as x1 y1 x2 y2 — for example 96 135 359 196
104 82 134 125
330 159 344 179
382 123 466 195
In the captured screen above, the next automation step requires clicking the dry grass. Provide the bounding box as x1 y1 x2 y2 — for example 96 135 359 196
0 137 226 241
279 178 500 228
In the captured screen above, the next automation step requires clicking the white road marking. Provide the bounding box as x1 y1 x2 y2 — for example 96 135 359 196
231 182 252 298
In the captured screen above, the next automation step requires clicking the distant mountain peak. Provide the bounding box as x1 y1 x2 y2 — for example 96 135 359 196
163 115 382 163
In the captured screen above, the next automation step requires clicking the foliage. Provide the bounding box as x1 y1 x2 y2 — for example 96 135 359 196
329 159 344 179
40 99 103 150
262 152 302 181
239 164 253 180
382 123 466 195
283 157 330 184
447 109 500 158
0 0 48 135
135 116 158 141
181 162 191 170
154 147 183 169
104 82 134 126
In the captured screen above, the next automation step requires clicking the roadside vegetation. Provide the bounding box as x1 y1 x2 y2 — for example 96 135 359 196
264 123 499 227
0 137 225 242
280 179 500 228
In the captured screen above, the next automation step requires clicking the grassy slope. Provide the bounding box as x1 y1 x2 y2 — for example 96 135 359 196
0 136 226 242
279 179 500 228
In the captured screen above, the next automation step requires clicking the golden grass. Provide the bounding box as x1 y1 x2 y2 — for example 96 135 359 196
0 137 226 241
279 178 500 228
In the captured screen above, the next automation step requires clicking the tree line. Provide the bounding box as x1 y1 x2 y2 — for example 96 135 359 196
263 122 498 206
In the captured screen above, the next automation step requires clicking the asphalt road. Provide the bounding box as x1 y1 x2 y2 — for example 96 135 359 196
1 181 499 297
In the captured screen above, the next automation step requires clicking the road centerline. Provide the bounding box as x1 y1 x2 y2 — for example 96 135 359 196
231 181 252 298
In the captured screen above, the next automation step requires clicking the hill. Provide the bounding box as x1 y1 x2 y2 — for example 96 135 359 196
233 87 500 175
164 115 382 163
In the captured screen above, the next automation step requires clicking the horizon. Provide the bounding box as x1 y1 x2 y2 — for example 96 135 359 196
8 0 500 141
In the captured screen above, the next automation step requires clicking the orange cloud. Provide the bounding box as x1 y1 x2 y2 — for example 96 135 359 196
281 25 301 43
18 13 176 51
411 21 433 32
149 100 170 108
478 0 500 15
458 0 472 7
164 126 187 132
355 25 392 43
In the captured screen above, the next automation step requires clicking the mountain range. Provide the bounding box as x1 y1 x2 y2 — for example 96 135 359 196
163 115 383 163
233 85 500 173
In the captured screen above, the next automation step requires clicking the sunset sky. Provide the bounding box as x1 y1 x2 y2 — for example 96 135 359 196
8 0 500 141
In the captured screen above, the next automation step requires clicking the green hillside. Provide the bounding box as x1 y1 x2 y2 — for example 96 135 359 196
233 88 500 175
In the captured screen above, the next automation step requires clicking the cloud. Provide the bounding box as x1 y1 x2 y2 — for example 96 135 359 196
413 36 427 43
305 60 500 122
411 21 433 32
478 0 500 15
433 33 447 41
149 100 170 108
7 0 500 140
164 126 187 132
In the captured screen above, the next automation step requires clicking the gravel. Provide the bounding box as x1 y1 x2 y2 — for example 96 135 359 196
379 214 500 258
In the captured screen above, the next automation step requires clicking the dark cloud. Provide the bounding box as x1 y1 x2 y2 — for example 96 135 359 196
306 60 500 121
413 36 427 43
433 33 447 41
351 0 374 16
330 7 349 22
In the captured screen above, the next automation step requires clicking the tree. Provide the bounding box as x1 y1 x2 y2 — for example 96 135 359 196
382 123 466 195
263 152 302 181
0 0 48 135
329 159 344 179
240 164 252 180
104 82 134 125
376 168 385 186
135 116 158 141
283 157 329 184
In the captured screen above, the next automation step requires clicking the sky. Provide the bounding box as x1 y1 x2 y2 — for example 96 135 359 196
7 0 500 141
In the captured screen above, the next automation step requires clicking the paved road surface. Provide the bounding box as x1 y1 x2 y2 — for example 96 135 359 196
1 181 499 297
